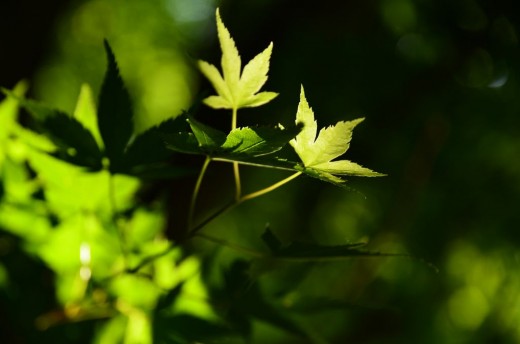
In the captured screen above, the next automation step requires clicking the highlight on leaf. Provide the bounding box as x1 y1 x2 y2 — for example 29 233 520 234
290 86 384 184
198 8 278 110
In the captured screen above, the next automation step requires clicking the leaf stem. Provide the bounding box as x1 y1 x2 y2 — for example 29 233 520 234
189 171 302 235
231 107 241 200
129 171 303 272
239 172 302 203
188 156 212 230
233 163 241 200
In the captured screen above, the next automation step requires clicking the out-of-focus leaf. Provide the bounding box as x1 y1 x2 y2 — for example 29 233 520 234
154 314 236 344
93 315 127 344
0 81 28 140
120 114 193 178
73 83 103 148
1 90 103 170
110 274 161 309
155 284 184 311
285 295 392 313
0 176 4 201
123 115 188 167
261 227 282 252
212 260 313 341
98 41 134 171
154 282 235 343
262 228 401 261
27 151 139 217
0 203 51 246
124 309 153 344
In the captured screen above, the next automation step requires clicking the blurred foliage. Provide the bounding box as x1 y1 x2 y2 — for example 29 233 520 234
2 0 520 343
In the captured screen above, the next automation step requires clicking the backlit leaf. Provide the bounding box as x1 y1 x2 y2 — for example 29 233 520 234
290 86 384 184
164 118 300 160
198 9 278 110
220 125 301 157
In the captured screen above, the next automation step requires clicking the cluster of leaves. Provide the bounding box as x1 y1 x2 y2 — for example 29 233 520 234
0 8 389 344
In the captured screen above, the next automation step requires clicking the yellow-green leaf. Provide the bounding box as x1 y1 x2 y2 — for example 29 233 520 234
73 83 103 149
199 8 278 110
216 8 241 99
238 42 273 104
290 86 384 180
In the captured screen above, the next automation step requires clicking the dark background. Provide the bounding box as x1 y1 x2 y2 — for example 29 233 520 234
1 0 520 343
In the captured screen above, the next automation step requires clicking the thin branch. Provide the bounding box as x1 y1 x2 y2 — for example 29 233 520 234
240 172 302 202
128 171 302 272
231 107 241 200
188 156 212 230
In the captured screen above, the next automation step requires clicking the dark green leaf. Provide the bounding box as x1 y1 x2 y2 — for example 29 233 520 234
154 283 237 344
120 114 189 175
260 228 406 262
98 41 133 171
163 132 202 155
154 314 237 344
214 260 311 340
187 115 227 150
155 284 184 311
2 90 103 170
262 227 282 252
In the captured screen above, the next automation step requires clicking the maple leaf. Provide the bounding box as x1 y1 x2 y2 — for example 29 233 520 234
290 86 384 183
198 8 278 110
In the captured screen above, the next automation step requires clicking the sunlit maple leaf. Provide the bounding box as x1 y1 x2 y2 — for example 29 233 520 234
198 8 278 110
290 86 384 183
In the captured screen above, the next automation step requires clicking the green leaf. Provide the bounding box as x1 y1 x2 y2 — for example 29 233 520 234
164 117 300 161
220 124 301 158
0 173 4 201
261 227 282 252
215 260 311 340
187 116 227 150
154 283 238 343
198 9 278 110
120 114 190 177
290 86 384 184
163 132 201 155
73 83 103 148
98 41 133 171
0 81 28 140
2 90 103 170
154 314 236 344
262 228 403 261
